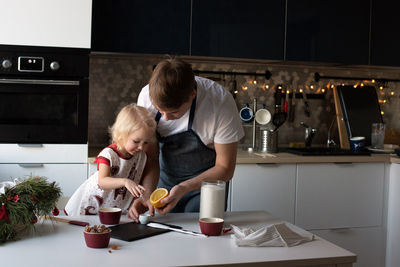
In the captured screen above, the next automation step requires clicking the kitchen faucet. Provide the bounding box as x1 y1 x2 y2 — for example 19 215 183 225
300 122 317 148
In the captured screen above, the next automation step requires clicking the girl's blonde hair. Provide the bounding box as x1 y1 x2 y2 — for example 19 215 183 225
109 104 156 151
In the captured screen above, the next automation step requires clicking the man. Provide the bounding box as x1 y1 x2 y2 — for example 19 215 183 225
128 58 244 220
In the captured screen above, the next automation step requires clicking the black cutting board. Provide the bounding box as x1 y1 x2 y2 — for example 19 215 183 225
109 222 170 241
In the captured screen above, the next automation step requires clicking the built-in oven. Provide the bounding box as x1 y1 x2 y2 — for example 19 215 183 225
0 45 89 144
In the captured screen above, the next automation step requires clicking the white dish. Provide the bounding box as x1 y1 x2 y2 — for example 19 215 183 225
255 109 272 125
366 144 399 153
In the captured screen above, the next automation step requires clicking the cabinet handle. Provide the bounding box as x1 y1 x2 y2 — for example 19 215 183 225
333 162 353 165
329 227 351 232
256 163 278 166
18 163 44 168
17 144 43 147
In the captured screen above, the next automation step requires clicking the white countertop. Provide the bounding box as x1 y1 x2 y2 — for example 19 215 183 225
3 211 356 267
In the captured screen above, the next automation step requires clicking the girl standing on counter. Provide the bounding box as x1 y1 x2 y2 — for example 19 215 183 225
65 104 158 216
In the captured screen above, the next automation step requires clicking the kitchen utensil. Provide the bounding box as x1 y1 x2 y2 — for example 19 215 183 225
255 104 271 125
99 207 122 225
239 104 254 123
259 129 278 153
41 215 89 226
148 222 208 237
288 90 295 122
139 214 151 224
301 90 310 117
199 217 224 236
272 88 286 131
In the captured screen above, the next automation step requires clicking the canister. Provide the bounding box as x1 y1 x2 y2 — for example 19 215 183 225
259 129 278 153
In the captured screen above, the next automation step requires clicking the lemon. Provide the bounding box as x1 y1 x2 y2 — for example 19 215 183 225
150 188 168 208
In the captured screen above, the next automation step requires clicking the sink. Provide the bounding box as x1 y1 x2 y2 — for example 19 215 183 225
281 147 371 156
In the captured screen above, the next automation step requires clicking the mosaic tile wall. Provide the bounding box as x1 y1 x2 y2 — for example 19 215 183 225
89 52 400 150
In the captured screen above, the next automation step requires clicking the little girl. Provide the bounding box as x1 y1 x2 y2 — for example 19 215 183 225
65 104 157 216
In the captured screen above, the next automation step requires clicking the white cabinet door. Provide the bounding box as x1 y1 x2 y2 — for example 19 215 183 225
386 163 400 267
231 163 296 223
0 144 88 163
0 163 86 197
312 227 385 267
296 163 385 230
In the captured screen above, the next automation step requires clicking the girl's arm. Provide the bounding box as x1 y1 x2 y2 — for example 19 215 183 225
97 163 144 197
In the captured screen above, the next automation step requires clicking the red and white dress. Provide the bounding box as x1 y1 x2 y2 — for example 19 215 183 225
65 144 147 216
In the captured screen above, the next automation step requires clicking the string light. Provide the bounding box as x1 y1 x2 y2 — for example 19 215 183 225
391 91 395 96
321 88 326 93
242 86 248 91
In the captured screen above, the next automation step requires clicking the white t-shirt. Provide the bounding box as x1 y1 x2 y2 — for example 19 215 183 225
138 76 244 146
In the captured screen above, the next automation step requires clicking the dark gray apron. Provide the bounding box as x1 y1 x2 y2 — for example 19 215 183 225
155 97 226 212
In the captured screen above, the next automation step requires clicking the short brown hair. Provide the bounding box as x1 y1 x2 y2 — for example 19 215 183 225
149 58 195 109
109 104 156 151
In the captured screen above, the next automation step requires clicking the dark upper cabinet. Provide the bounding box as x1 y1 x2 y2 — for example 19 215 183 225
91 0 191 55
286 0 370 64
191 0 285 60
370 0 400 66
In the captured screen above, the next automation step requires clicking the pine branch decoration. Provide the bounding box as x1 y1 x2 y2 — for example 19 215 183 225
0 176 62 243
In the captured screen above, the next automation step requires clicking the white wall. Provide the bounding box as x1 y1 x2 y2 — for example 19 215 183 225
0 0 92 48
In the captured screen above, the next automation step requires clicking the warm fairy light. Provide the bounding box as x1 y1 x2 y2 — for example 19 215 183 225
360 83 364 87
381 111 385 115
383 99 387 103
242 86 248 91
286 90 290 94
341 83 345 86
379 99 383 103
380 86 384 90
391 91 395 95
281 90 285 94
278 85 282 89
372 79 375 83
353 84 357 88
321 88 326 93
265 85 269 89
310 85 314 89
234 90 238 94
253 80 257 84
331 84 335 89
299 88 303 93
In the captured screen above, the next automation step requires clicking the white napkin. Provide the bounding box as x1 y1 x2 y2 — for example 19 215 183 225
0 179 20 194
231 223 314 247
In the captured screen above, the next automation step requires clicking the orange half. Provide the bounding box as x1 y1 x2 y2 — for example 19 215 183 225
150 188 168 208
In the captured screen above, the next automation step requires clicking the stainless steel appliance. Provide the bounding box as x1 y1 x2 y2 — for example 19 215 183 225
0 45 89 144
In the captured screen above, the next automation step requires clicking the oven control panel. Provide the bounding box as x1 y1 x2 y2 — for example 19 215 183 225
18 57 44 72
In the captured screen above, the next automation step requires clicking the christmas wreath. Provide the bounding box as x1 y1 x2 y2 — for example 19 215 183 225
0 176 62 243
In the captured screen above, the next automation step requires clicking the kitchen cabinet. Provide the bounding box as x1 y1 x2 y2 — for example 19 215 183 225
191 0 285 60
230 163 296 223
286 0 370 64
91 0 191 55
386 162 400 267
296 162 386 267
370 0 400 66
1 0 91 48
0 144 88 211
312 227 384 267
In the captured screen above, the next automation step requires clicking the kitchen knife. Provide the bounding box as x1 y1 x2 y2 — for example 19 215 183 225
41 215 89 226
302 90 311 117
147 222 208 237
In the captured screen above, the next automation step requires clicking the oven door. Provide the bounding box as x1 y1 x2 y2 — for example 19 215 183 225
0 78 88 144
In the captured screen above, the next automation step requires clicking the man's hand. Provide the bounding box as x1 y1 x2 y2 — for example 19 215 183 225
155 184 186 214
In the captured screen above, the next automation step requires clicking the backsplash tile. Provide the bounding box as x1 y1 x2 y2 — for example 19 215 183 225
89 53 400 149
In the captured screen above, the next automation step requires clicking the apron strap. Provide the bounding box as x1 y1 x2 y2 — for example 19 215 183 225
154 95 197 130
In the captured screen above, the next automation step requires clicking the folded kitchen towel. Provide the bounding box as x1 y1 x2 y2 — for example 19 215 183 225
231 223 314 247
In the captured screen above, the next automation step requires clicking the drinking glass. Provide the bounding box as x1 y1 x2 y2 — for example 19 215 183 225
371 123 385 149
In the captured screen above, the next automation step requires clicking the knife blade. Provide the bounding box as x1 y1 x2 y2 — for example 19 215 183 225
147 222 208 237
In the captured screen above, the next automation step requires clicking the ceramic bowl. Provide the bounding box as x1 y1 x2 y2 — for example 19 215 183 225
199 217 224 236
139 214 151 224
239 105 254 123
255 108 272 125
84 230 111 248
98 207 122 225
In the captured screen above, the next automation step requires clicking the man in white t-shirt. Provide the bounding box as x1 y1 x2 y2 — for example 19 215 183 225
128 58 244 220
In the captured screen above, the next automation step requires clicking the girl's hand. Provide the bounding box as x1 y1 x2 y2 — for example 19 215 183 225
124 179 145 198
128 197 154 222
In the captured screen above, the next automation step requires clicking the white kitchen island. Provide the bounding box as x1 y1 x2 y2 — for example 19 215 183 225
2 211 356 267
